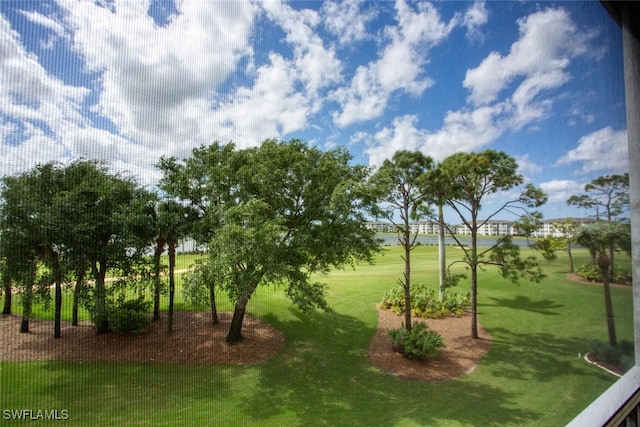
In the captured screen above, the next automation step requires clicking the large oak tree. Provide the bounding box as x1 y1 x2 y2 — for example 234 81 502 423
166 139 380 343
1 161 155 335
53 161 154 334
157 142 239 323
0 170 43 333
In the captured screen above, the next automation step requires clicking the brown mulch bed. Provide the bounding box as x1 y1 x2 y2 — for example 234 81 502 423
585 353 625 377
368 308 492 381
566 273 632 289
0 312 285 364
2 309 492 381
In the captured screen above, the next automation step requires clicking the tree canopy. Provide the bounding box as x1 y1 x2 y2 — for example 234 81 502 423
163 139 381 342
370 150 434 331
567 173 630 221
435 150 547 339
0 160 155 335
0 166 52 333
532 218 581 273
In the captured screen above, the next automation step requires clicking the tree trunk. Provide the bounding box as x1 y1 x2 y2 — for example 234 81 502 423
52 253 62 338
470 220 479 340
153 238 165 320
438 203 446 300
567 245 574 274
167 242 176 334
608 243 615 279
72 269 84 326
20 318 29 334
93 262 109 334
153 238 164 321
598 252 617 346
20 283 33 334
402 221 412 332
19 263 36 334
54 280 62 338
2 274 11 315
470 264 478 340
209 284 219 324
226 295 249 343
589 248 597 266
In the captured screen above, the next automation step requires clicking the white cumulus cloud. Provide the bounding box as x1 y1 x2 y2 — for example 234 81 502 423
463 8 589 107
322 0 375 46
363 7 594 167
539 179 584 203
0 13 88 176
332 0 456 127
57 0 256 152
556 127 628 174
462 1 488 41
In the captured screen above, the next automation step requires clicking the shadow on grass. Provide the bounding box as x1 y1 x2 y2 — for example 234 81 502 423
31 361 235 425
242 308 540 426
484 327 599 382
485 295 564 316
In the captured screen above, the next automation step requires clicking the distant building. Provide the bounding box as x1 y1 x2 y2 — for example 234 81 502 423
367 217 595 238
529 217 595 238
366 220 448 235
409 221 439 235
176 237 206 253
455 219 514 236
365 221 395 233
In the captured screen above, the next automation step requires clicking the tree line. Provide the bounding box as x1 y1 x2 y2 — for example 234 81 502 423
0 139 630 348
0 140 381 343
370 150 547 340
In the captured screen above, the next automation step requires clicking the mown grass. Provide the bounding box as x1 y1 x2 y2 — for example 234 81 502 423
0 245 634 426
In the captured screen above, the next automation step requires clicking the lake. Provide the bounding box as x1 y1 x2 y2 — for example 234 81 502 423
376 233 534 248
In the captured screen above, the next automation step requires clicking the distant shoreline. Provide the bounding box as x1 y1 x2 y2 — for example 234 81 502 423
375 233 536 247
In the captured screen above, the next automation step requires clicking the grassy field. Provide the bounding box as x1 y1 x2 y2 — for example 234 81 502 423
0 245 634 426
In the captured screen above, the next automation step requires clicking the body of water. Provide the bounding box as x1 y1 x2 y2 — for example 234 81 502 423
376 233 534 248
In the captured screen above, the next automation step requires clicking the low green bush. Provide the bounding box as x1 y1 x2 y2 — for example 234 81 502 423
380 287 405 312
587 339 635 372
575 263 632 284
387 322 445 360
611 268 633 284
575 264 601 282
108 296 151 335
380 285 470 318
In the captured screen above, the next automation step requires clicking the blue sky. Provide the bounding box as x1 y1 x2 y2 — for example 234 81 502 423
0 1 628 221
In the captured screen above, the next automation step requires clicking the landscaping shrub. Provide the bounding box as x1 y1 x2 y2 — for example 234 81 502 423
575 264 602 282
587 339 635 372
575 263 632 284
612 268 633 285
108 296 151 335
380 285 470 318
387 322 445 360
380 287 406 313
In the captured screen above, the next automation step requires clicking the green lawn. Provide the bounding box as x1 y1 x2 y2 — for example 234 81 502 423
0 246 634 426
